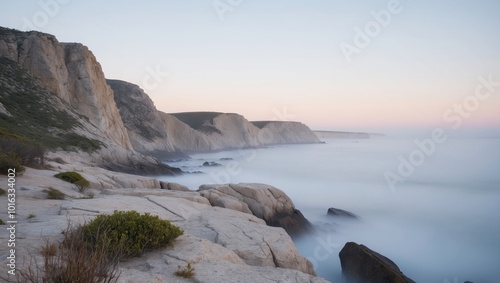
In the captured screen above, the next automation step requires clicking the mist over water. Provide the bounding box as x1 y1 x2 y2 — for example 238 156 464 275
162 138 500 283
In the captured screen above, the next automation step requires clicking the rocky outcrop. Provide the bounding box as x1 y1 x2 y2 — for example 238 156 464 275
253 121 321 144
0 27 131 149
159 181 190 191
2 166 328 282
108 79 173 153
199 183 315 237
339 242 415 283
1 27 319 172
327 207 359 219
0 28 181 175
109 79 321 155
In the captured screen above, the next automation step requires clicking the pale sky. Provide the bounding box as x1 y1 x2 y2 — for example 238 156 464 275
1 0 499 136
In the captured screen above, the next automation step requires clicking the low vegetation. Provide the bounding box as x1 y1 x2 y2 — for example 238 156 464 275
44 187 65 200
16 210 184 283
171 112 223 134
17 225 121 283
54 171 90 193
0 151 25 175
0 57 101 152
81 210 184 257
175 262 195 278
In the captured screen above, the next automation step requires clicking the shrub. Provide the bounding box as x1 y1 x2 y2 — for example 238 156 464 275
81 210 183 258
54 171 90 192
0 151 25 175
44 187 65 200
175 262 195 278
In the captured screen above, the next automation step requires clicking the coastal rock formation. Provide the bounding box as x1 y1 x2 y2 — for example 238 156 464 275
198 183 315 237
108 79 173 153
0 28 131 149
0 166 327 282
0 27 180 175
109 80 321 155
339 242 415 283
253 121 321 144
327 207 359 219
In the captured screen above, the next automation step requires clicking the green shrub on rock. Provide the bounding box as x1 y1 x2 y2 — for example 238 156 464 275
81 210 183 258
54 171 90 192
0 151 25 175
44 187 65 200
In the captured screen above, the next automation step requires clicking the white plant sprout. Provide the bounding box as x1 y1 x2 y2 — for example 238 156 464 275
305 234 342 269
213 0 244 21
142 64 169 91
21 0 72 30
209 106 297 184
339 0 412 64
384 74 499 192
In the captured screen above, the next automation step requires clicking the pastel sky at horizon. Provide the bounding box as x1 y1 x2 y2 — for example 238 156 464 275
1 0 500 136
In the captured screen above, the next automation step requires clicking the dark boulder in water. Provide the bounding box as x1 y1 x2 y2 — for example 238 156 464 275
327 207 358 219
202 161 222 167
339 242 415 283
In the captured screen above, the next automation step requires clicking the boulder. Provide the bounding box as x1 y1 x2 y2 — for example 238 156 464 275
339 242 415 283
159 181 190 191
202 161 222 167
198 183 314 237
327 207 358 219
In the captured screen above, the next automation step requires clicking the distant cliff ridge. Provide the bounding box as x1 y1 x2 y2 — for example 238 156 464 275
109 79 320 154
0 26 320 172
314 131 385 139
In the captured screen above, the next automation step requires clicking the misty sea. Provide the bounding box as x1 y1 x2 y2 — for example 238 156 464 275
161 137 500 283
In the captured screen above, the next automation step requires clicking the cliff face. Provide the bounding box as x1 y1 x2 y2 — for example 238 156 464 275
0 27 181 175
110 80 320 154
0 28 131 149
2 27 319 163
108 79 174 153
252 121 320 144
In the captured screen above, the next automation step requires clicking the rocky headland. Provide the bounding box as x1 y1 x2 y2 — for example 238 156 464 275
0 26 320 176
0 26 417 283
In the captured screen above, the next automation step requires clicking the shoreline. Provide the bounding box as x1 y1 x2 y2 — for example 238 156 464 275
0 161 330 282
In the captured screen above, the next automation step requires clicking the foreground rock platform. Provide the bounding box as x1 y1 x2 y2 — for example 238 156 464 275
0 167 329 283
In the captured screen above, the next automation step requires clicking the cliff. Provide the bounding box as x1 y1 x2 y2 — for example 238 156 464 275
0 27 130 149
1 26 319 168
314 130 385 139
0 27 179 174
110 79 320 154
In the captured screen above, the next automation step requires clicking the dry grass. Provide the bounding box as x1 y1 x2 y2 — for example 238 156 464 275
40 242 57 257
16 225 122 283
175 262 195 278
